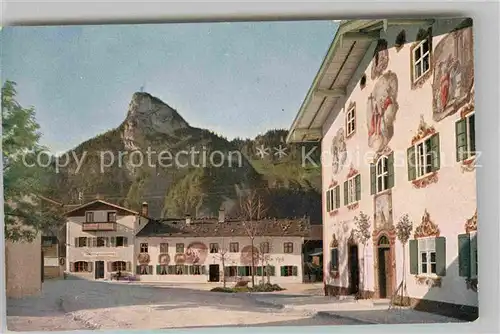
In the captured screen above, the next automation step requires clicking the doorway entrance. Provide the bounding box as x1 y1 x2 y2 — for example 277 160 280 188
94 261 105 279
209 264 220 282
377 235 392 298
348 244 360 295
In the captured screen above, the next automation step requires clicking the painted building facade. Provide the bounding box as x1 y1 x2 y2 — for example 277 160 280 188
65 200 149 279
287 18 477 320
134 214 309 284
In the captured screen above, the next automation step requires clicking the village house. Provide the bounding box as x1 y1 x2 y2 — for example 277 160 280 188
65 199 149 279
286 18 477 320
134 209 310 284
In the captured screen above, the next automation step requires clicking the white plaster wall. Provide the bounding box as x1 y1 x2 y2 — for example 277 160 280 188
135 235 304 284
66 213 139 278
322 18 477 307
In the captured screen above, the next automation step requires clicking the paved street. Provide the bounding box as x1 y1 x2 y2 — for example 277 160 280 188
6 278 461 331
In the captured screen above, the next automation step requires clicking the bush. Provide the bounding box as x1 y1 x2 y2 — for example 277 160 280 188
210 287 237 293
210 283 285 293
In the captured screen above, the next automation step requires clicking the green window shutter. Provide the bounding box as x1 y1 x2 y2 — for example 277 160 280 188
407 146 416 181
355 174 361 201
343 181 348 205
256 266 262 276
280 266 286 276
269 266 276 276
331 248 338 271
292 266 298 276
238 266 245 276
387 152 395 189
435 236 447 277
409 239 419 275
470 234 478 278
469 114 476 154
188 265 193 275
136 265 140 274
430 133 441 171
335 186 340 209
370 163 376 195
201 266 207 275
156 265 160 275
456 119 467 162
458 233 471 277
74 237 79 247
326 191 331 212
148 265 153 274
184 265 189 275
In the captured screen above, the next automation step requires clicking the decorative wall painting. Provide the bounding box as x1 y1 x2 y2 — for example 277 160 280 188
331 128 347 175
374 191 393 231
185 241 208 264
240 245 260 265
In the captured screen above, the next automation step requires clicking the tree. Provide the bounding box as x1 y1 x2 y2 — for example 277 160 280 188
257 238 274 284
2 80 62 241
239 189 268 287
214 236 231 288
392 213 413 307
353 211 371 298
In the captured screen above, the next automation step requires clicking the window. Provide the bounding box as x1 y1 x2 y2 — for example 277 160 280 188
238 266 252 276
107 212 117 222
283 242 293 254
280 265 298 277
456 113 476 161
412 38 431 82
407 134 440 181
160 243 169 253
346 107 356 137
260 242 270 254
330 248 339 271
458 232 478 279
326 186 340 212
175 265 186 275
74 261 89 272
190 265 202 275
344 174 361 205
418 237 437 275
226 266 238 276
76 237 87 247
176 243 184 253
96 237 107 247
409 236 446 277
371 152 394 194
85 212 94 223
112 261 127 272
140 243 148 253
229 242 239 253
157 265 168 275
209 243 219 253
114 236 127 247
138 265 152 275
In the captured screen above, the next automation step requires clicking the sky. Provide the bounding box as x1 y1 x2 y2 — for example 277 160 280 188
1 21 337 153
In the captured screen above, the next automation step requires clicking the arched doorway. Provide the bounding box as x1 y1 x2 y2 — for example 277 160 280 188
377 235 392 298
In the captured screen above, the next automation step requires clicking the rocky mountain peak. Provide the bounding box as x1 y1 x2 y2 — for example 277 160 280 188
122 92 190 150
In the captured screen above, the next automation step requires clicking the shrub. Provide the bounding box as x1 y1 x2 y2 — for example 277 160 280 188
248 283 285 292
210 287 236 293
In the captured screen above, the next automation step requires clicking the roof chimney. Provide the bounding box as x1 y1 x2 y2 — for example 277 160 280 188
141 202 148 217
218 208 225 223
185 214 191 225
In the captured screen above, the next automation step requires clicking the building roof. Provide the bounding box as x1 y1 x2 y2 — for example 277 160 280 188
64 199 139 216
286 19 435 143
136 217 311 238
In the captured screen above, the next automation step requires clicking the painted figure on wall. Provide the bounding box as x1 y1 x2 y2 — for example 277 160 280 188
374 192 393 230
240 245 260 266
371 39 389 79
366 71 399 153
432 26 474 122
185 242 208 264
331 128 347 175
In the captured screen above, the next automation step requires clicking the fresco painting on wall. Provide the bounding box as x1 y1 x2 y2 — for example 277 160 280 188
374 191 393 231
366 71 399 153
185 242 208 264
331 128 347 175
240 245 260 265
432 27 474 122
371 39 389 79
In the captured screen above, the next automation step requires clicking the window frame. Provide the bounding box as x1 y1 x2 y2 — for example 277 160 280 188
418 237 437 277
283 242 294 254
260 242 270 254
112 261 127 272
346 106 356 137
412 38 431 83
456 112 476 161
346 176 357 204
229 242 239 253
209 243 219 253
107 211 117 222
77 237 87 247
376 156 389 193
74 261 88 272
326 185 340 212
414 137 434 178
140 243 148 253
160 242 169 253
176 243 185 253
85 211 94 223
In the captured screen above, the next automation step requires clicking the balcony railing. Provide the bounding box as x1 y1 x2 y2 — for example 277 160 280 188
82 222 117 231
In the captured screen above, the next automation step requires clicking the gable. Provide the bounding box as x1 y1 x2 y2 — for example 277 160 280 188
65 200 137 217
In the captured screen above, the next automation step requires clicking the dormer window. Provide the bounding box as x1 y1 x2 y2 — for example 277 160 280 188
85 212 94 223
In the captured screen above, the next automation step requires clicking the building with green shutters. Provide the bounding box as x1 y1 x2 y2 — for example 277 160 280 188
286 18 477 321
